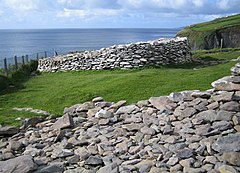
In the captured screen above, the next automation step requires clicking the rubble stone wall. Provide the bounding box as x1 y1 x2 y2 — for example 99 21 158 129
38 37 192 72
1 63 240 172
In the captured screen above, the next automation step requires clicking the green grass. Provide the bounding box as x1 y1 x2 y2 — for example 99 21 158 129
0 49 239 126
179 14 240 33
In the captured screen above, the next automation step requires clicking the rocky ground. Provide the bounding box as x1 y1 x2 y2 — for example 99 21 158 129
1 63 240 173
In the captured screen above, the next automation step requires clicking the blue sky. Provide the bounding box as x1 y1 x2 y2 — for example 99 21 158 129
0 0 239 29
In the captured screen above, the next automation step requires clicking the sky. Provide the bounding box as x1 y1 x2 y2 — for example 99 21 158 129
0 0 239 29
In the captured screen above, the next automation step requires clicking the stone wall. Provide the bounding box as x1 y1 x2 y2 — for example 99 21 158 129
1 63 240 173
38 37 192 72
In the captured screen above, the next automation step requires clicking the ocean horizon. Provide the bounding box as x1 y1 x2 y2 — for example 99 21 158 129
0 28 180 66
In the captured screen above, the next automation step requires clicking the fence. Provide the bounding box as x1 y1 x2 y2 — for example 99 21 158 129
0 51 57 77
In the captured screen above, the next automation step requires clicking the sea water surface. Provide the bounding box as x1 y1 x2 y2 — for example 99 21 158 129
0 28 180 66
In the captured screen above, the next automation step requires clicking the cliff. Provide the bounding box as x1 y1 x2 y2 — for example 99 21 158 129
177 14 240 50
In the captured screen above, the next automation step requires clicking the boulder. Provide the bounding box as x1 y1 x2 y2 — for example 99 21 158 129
149 96 174 111
0 126 18 136
212 134 240 152
0 155 36 173
52 114 74 130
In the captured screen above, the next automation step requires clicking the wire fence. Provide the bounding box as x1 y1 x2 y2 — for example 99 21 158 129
0 51 57 76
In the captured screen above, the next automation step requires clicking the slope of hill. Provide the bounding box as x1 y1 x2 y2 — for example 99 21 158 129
177 14 240 50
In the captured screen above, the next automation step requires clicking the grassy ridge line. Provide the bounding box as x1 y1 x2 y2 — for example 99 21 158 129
177 14 240 50
178 14 240 34
0 49 240 126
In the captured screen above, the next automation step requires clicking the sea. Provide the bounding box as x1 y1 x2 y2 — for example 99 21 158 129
0 28 180 67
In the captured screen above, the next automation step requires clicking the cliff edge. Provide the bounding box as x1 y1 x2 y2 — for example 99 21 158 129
177 14 240 50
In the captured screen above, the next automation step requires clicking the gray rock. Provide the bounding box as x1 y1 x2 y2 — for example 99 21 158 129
216 110 234 121
232 76 240 83
162 125 173 135
95 109 113 118
9 141 24 151
212 92 234 102
176 148 193 159
195 110 217 123
232 113 240 125
167 157 179 166
122 123 143 131
74 147 91 160
52 114 74 130
149 96 173 111
85 156 103 166
218 165 238 173
0 155 36 173
35 163 64 173
52 148 74 158
109 100 127 110
169 92 185 102
76 102 94 112
212 121 232 131
116 105 139 114
92 97 104 102
212 76 240 91
98 118 110 125
191 91 211 99
140 126 155 135
211 76 232 88
0 126 18 136
67 155 80 164
207 102 219 110
220 101 240 112
174 107 197 120
22 116 45 128
212 133 240 152
96 163 119 173
220 152 240 166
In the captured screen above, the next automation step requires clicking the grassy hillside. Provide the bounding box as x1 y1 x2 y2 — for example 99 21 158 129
0 48 239 126
177 14 240 50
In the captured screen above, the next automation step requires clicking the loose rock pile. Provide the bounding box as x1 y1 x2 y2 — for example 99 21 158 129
1 63 240 173
38 37 192 72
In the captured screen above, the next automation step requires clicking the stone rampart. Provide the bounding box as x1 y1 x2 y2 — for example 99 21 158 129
38 37 192 72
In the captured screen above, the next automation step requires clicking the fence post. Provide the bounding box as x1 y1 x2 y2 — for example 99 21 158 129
26 55 29 63
4 58 8 77
22 55 25 65
45 51 47 58
14 56 18 70
36 53 39 60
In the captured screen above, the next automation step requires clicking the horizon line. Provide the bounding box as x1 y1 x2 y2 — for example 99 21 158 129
0 27 184 30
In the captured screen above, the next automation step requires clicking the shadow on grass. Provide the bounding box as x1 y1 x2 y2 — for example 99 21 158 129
0 60 39 96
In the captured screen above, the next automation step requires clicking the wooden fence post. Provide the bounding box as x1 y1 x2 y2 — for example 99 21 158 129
4 58 8 77
45 51 47 58
36 53 39 60
26 55 29 63
14 56 18 70
22 55 25 65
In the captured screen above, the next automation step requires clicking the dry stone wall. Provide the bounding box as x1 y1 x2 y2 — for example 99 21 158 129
1 63 240 173
38 37 192 72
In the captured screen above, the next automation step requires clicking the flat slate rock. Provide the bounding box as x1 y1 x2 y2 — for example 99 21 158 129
0 155 36 173
212 133 240 152
52 114 74 130
0 126 19 136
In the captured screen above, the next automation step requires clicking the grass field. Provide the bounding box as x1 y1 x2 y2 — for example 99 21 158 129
178 14 240 35
0 49 240 126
